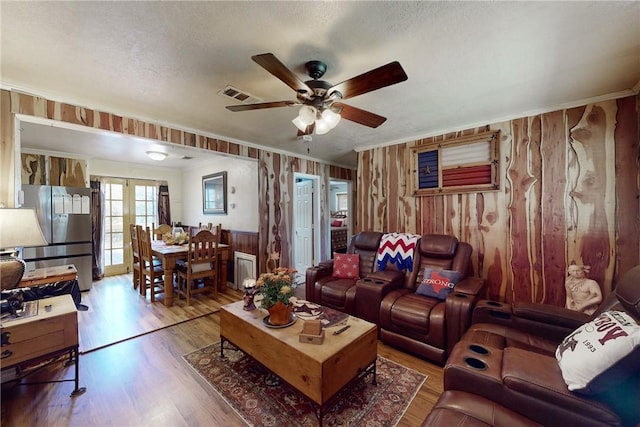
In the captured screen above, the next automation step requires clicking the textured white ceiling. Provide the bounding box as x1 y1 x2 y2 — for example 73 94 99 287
3 1 639 169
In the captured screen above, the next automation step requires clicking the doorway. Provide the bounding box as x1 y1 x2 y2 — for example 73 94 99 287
329 179 352 252
101 177 158 276
293 174 320 276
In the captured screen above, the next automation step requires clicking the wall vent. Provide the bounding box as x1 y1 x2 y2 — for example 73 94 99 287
233 252 257 290
218 85 262 104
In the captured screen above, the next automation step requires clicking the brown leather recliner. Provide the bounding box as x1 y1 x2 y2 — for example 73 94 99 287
305 231 383 314
422 390 543 427
442 265 640 427
379 235 485 365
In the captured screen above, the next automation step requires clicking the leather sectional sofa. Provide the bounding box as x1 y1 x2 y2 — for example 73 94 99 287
423 265 640 426
305 231 384 315
305 232 486 365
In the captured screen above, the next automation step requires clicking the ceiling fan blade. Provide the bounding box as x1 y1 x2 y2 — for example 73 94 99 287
297 122 315 136
252 53 313 96
329 61 407 100
226 100 298 112
333 102 387 128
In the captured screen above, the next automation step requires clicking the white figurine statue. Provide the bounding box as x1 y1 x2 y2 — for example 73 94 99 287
565 265 602 315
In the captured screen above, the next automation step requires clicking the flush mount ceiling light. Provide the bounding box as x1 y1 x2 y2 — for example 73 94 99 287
146 151 167 161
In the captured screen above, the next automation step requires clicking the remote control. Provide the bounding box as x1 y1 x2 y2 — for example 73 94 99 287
333 325 351 335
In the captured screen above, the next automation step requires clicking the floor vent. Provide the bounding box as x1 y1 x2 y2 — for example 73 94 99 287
218 85 262 104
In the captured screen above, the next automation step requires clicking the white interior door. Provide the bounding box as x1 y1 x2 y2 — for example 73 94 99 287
294 178 314 273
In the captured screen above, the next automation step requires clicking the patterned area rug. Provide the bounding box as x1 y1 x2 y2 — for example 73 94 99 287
183 342 426 426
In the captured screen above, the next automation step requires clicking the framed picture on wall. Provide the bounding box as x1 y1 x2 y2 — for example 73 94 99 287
203 171 227 214
411 130 501 196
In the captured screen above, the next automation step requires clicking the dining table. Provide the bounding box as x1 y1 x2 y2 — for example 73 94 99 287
151 241 231 307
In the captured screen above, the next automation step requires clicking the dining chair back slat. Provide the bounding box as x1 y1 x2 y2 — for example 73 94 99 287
130 223 141 291
176 229 219 305
152 223 172 240
139 225 165 301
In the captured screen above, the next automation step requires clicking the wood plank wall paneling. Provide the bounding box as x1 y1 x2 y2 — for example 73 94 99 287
356 95 640 306
49 156 87 187
1 89 354 275
0 91 15 206
229 231 259 257
21 153 46 185
540 110 568 306
21 153 87 187
567 104 617 295
614 96 640 278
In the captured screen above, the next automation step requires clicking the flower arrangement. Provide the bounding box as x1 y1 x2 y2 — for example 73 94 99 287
256 267 297 309
162 231 188 245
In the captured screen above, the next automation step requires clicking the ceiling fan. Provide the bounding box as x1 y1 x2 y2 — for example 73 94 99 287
226 53 408 136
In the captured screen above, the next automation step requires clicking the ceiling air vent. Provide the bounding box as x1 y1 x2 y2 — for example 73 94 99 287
218 85 262 104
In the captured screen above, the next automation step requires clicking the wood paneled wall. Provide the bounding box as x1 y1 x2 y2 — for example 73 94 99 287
1 89 354 274
257 152 353 271
356 95 639 306
20 153 87 187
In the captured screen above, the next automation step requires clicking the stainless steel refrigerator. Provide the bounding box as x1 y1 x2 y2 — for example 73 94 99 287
21 185 93 291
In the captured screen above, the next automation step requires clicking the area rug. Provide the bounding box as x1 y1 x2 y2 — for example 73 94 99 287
183 342 427 426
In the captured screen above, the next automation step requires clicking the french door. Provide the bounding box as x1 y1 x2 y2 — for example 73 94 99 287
102 178 158 276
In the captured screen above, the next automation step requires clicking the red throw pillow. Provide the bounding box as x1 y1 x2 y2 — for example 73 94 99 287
332 253 360 279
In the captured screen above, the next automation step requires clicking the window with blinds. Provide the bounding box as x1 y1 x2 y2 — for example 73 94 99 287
412 130 500 195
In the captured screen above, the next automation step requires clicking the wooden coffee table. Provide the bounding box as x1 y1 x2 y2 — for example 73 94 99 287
219 301 377 425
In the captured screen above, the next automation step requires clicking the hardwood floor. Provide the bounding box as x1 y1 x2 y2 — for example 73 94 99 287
1 275 443 426
78 274 232 353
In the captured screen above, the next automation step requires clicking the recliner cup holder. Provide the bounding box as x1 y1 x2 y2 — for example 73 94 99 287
454 293 468 298
464 357 487 370
469 344 490 355
375 281 384 285
486 301 502 307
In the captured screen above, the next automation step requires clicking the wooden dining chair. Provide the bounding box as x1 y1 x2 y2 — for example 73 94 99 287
220 227 232 287
130 223 142 291
152 223 172 240
138 225 165 301
176 229 219 305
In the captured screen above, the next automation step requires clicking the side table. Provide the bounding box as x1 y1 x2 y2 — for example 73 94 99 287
0 294 86 396
19 264 78 288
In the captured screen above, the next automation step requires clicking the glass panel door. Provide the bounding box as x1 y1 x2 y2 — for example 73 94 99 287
103 179 127 276
102 178 158 276
133 183 157 229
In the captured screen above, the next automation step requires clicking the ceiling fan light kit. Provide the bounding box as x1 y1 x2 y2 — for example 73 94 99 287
298 105 317 126
226 53 407 137
292 115 310 132
315 109 341 135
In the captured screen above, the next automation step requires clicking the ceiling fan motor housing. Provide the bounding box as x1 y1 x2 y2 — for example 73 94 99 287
305 60 327 79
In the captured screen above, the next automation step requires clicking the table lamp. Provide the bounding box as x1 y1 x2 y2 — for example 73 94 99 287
0 208 48 290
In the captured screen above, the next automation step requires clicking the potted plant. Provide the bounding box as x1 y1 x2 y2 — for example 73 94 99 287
256 267 297 325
